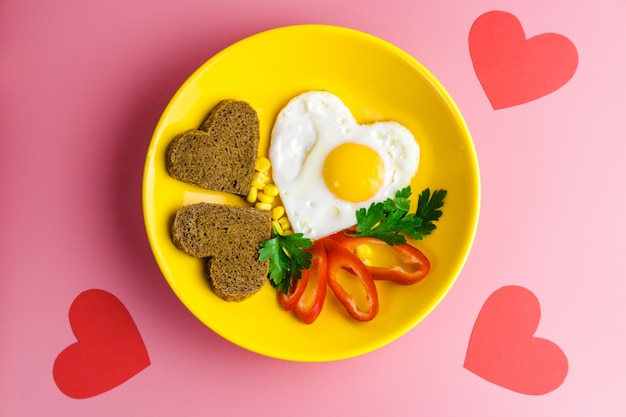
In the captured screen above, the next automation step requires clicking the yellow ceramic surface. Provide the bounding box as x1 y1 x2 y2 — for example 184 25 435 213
143 24 480 361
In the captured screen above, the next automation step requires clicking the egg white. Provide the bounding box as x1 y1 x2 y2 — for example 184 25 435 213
269 91 419 240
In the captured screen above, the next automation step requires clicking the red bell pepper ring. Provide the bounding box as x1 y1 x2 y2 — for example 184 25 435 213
294 242 328 324
320 238 379 322
278 273 308 311
339 236 430 285
278 241 328 324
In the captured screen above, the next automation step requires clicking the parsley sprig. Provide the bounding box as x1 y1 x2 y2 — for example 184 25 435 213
259 228 313 293
352 186 447 245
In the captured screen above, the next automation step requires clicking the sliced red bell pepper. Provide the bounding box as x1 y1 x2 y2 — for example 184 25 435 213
339 236 431 285
287 242 328 324
325 229 354 243
320 238 379 321
278 273 308 311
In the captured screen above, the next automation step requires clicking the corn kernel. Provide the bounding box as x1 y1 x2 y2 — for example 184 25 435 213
255 202 272 211
257 191 274 204
271 220 284 235
246 187 258 204
271 206 285 220
255 157 271 173
263 183 279 197
282 229 293 236
251 172 267 189
356 244 372 259
278 216 291 231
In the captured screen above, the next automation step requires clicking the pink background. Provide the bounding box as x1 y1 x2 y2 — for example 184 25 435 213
2 0 625 415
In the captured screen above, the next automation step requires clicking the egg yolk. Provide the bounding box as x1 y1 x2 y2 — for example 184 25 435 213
323 143 384 202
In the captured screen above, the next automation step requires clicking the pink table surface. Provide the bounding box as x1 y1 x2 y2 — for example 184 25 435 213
2 0 625 415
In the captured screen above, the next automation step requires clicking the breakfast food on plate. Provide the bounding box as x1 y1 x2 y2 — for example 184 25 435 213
165 92 447 318
166 99 260 196
269 91 420 240
172 202 272 301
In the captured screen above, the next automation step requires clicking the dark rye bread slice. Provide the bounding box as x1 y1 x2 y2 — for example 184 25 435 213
166 100 260 196
172 202 271 302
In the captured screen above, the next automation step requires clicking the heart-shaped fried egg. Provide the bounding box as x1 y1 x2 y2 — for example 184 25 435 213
269 91 419 239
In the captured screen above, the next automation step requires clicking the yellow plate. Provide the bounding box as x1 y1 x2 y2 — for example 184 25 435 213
143 24 480 362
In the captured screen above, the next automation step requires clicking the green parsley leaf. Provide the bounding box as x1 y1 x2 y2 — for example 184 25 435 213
355 202 386 232
393 186 412 212
259 228 313 293
352 186 446 245
415 188 447 237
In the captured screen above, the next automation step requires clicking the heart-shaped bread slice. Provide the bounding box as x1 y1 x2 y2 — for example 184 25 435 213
166 100 260 195
171 202 271 301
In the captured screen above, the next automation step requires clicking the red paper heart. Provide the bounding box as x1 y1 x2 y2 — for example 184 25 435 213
464 286 568 395
469 10 578 109
53 289 150 399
